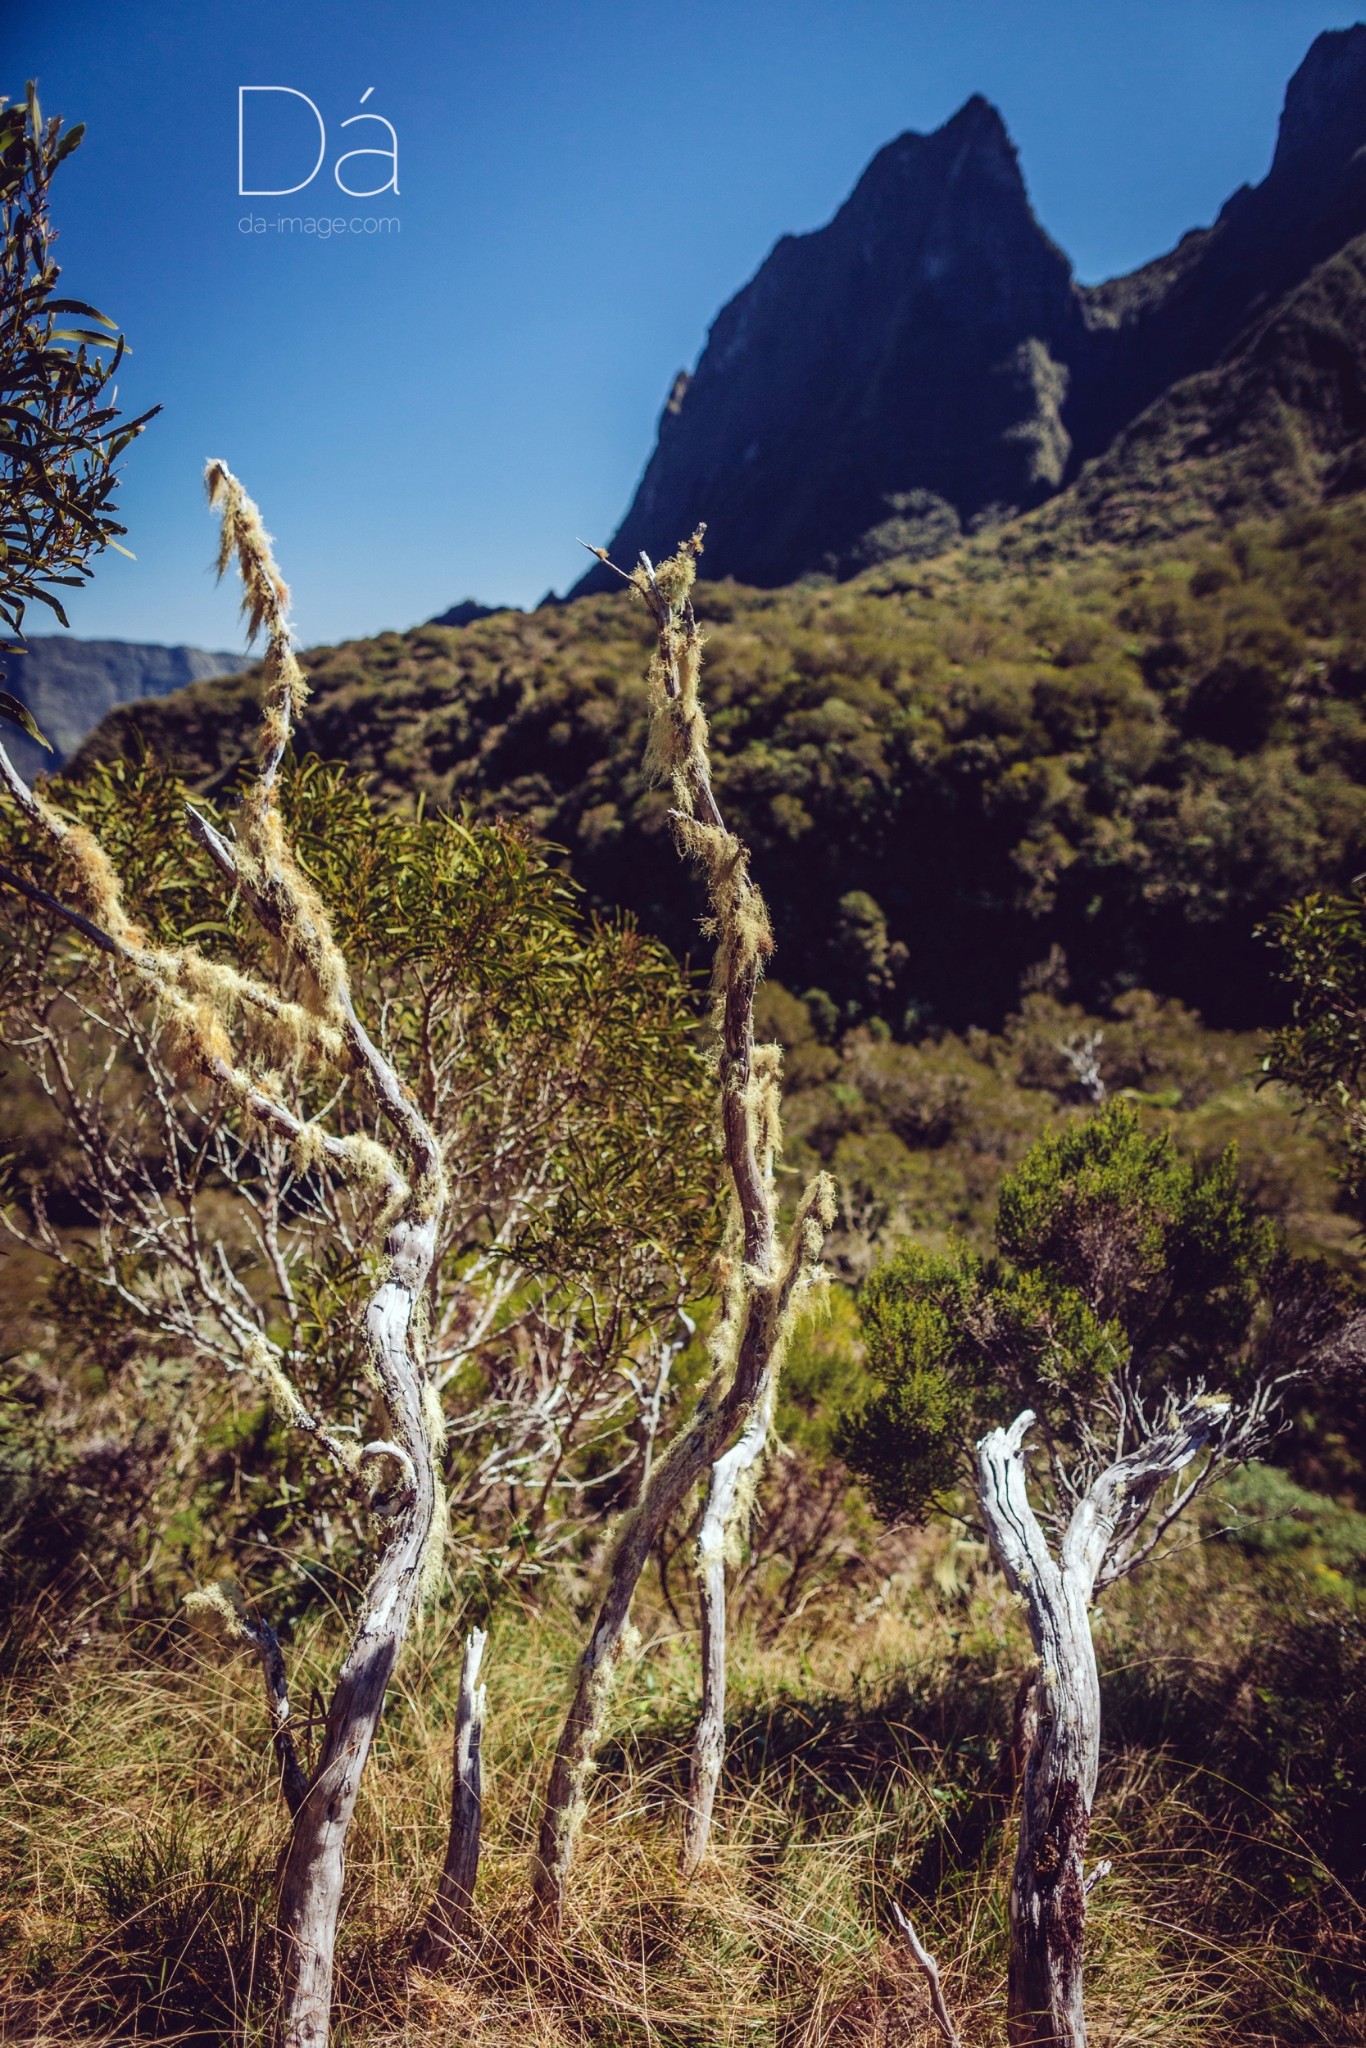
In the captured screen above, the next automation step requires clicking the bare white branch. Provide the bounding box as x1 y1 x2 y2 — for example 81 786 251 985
891 1899 963 2048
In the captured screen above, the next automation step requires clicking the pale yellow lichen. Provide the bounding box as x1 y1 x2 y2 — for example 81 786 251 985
184 1578 254 1647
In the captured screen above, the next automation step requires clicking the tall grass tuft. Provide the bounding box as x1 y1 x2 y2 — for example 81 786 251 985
1 1512 1360 2045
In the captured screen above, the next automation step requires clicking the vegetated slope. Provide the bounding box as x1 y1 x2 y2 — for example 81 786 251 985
1019 232 1366 554
0 635 247 780
79 497 1366 1031
762 981 1359 1285
570 26 1366 594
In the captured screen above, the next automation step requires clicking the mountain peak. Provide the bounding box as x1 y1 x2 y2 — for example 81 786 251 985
1272 23 1366 179
569 83 1078 596
571 29 1366 601
948 91 1011 139
848 92 1023 213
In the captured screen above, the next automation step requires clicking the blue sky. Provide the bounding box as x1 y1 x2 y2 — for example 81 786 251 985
8 1 1363 651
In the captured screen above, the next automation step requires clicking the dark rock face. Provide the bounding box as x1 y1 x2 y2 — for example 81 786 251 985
0 636 247 780
427 599 507 629
576 96 1083 592
573 27 1366 595
1069 25 1366 466
1035 231 1366 549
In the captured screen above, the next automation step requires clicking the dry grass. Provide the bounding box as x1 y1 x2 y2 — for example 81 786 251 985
0 1532 1360 2046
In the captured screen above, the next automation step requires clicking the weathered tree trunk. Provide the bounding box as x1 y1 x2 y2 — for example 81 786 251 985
196 733 448 2048
977 1403 1226 2048
680 1385 771 1878
197 469 455 2048
531 1239 820 1921
531 531 834 1928
276 1217 440 2048
415 1628 488 1966
978 1414 1097 2048
1007 1612 1098 2045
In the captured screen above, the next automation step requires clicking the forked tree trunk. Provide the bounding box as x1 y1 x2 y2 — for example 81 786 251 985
977 1403 1226 2048
531 1197 828 1926
532 1267 774 1918
415 1628 488 1966
277 1217 440 2048
681 1385 771 1877
978 1414 1098 2048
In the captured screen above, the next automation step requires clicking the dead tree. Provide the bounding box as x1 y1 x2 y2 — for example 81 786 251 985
531 531 834 1924
414 1628 488 1965
680 1372 773 1877
839 1102 1342 2048
977 1395 1267 2048
0 463 448 2048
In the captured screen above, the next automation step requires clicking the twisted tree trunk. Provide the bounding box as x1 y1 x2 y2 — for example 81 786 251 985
276 1220 440 2047
198 464 454 2048
976 1402 1227 2048
977 1415 1096 2048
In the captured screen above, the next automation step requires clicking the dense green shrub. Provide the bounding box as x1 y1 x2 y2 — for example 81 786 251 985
84 500 1366 1031
838 1102 1311 1523
0 751 716 1618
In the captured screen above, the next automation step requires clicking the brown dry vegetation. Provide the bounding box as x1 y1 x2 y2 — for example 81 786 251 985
1 1507 1361 2048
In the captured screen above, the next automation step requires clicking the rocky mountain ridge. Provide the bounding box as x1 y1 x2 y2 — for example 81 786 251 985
572 25 1366 594
0 637 247 781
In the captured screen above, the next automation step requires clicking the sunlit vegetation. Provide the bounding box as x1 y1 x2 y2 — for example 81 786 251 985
87 499 1366 1038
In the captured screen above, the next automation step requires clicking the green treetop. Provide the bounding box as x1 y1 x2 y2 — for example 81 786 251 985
840 1100 1325 1531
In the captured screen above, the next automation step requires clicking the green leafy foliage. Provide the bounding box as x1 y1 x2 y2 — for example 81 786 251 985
1265 881 1366 1211
0 751 716 1611
84 497 1366 1031
839 1101 1286 1522
0 688 49 749
1217 1459 1366 1586
764 977 1355 1276
995 1106 1276 1367
0 83 157 632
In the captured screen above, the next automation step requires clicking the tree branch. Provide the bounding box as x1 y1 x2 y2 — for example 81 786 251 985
185 1584 308 1816
891 1900 962 2048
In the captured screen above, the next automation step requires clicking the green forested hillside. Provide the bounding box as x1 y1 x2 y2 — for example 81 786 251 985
84 497 1366 1030
1022 233 1366 553
12 509 1366 2048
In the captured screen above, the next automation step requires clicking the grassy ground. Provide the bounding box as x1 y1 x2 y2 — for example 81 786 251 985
1 1504 1360 2048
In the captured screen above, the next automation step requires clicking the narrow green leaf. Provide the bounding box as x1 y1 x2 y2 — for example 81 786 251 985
0 688 53 750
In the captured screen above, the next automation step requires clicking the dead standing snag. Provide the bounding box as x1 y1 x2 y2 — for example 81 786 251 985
681 1371 773 1877
531 532 834 1923
841 1102 1337 2048
414 1627 488 1965
976 1398 1257 2048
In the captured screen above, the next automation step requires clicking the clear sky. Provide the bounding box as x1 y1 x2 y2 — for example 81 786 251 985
7 0 1363 652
